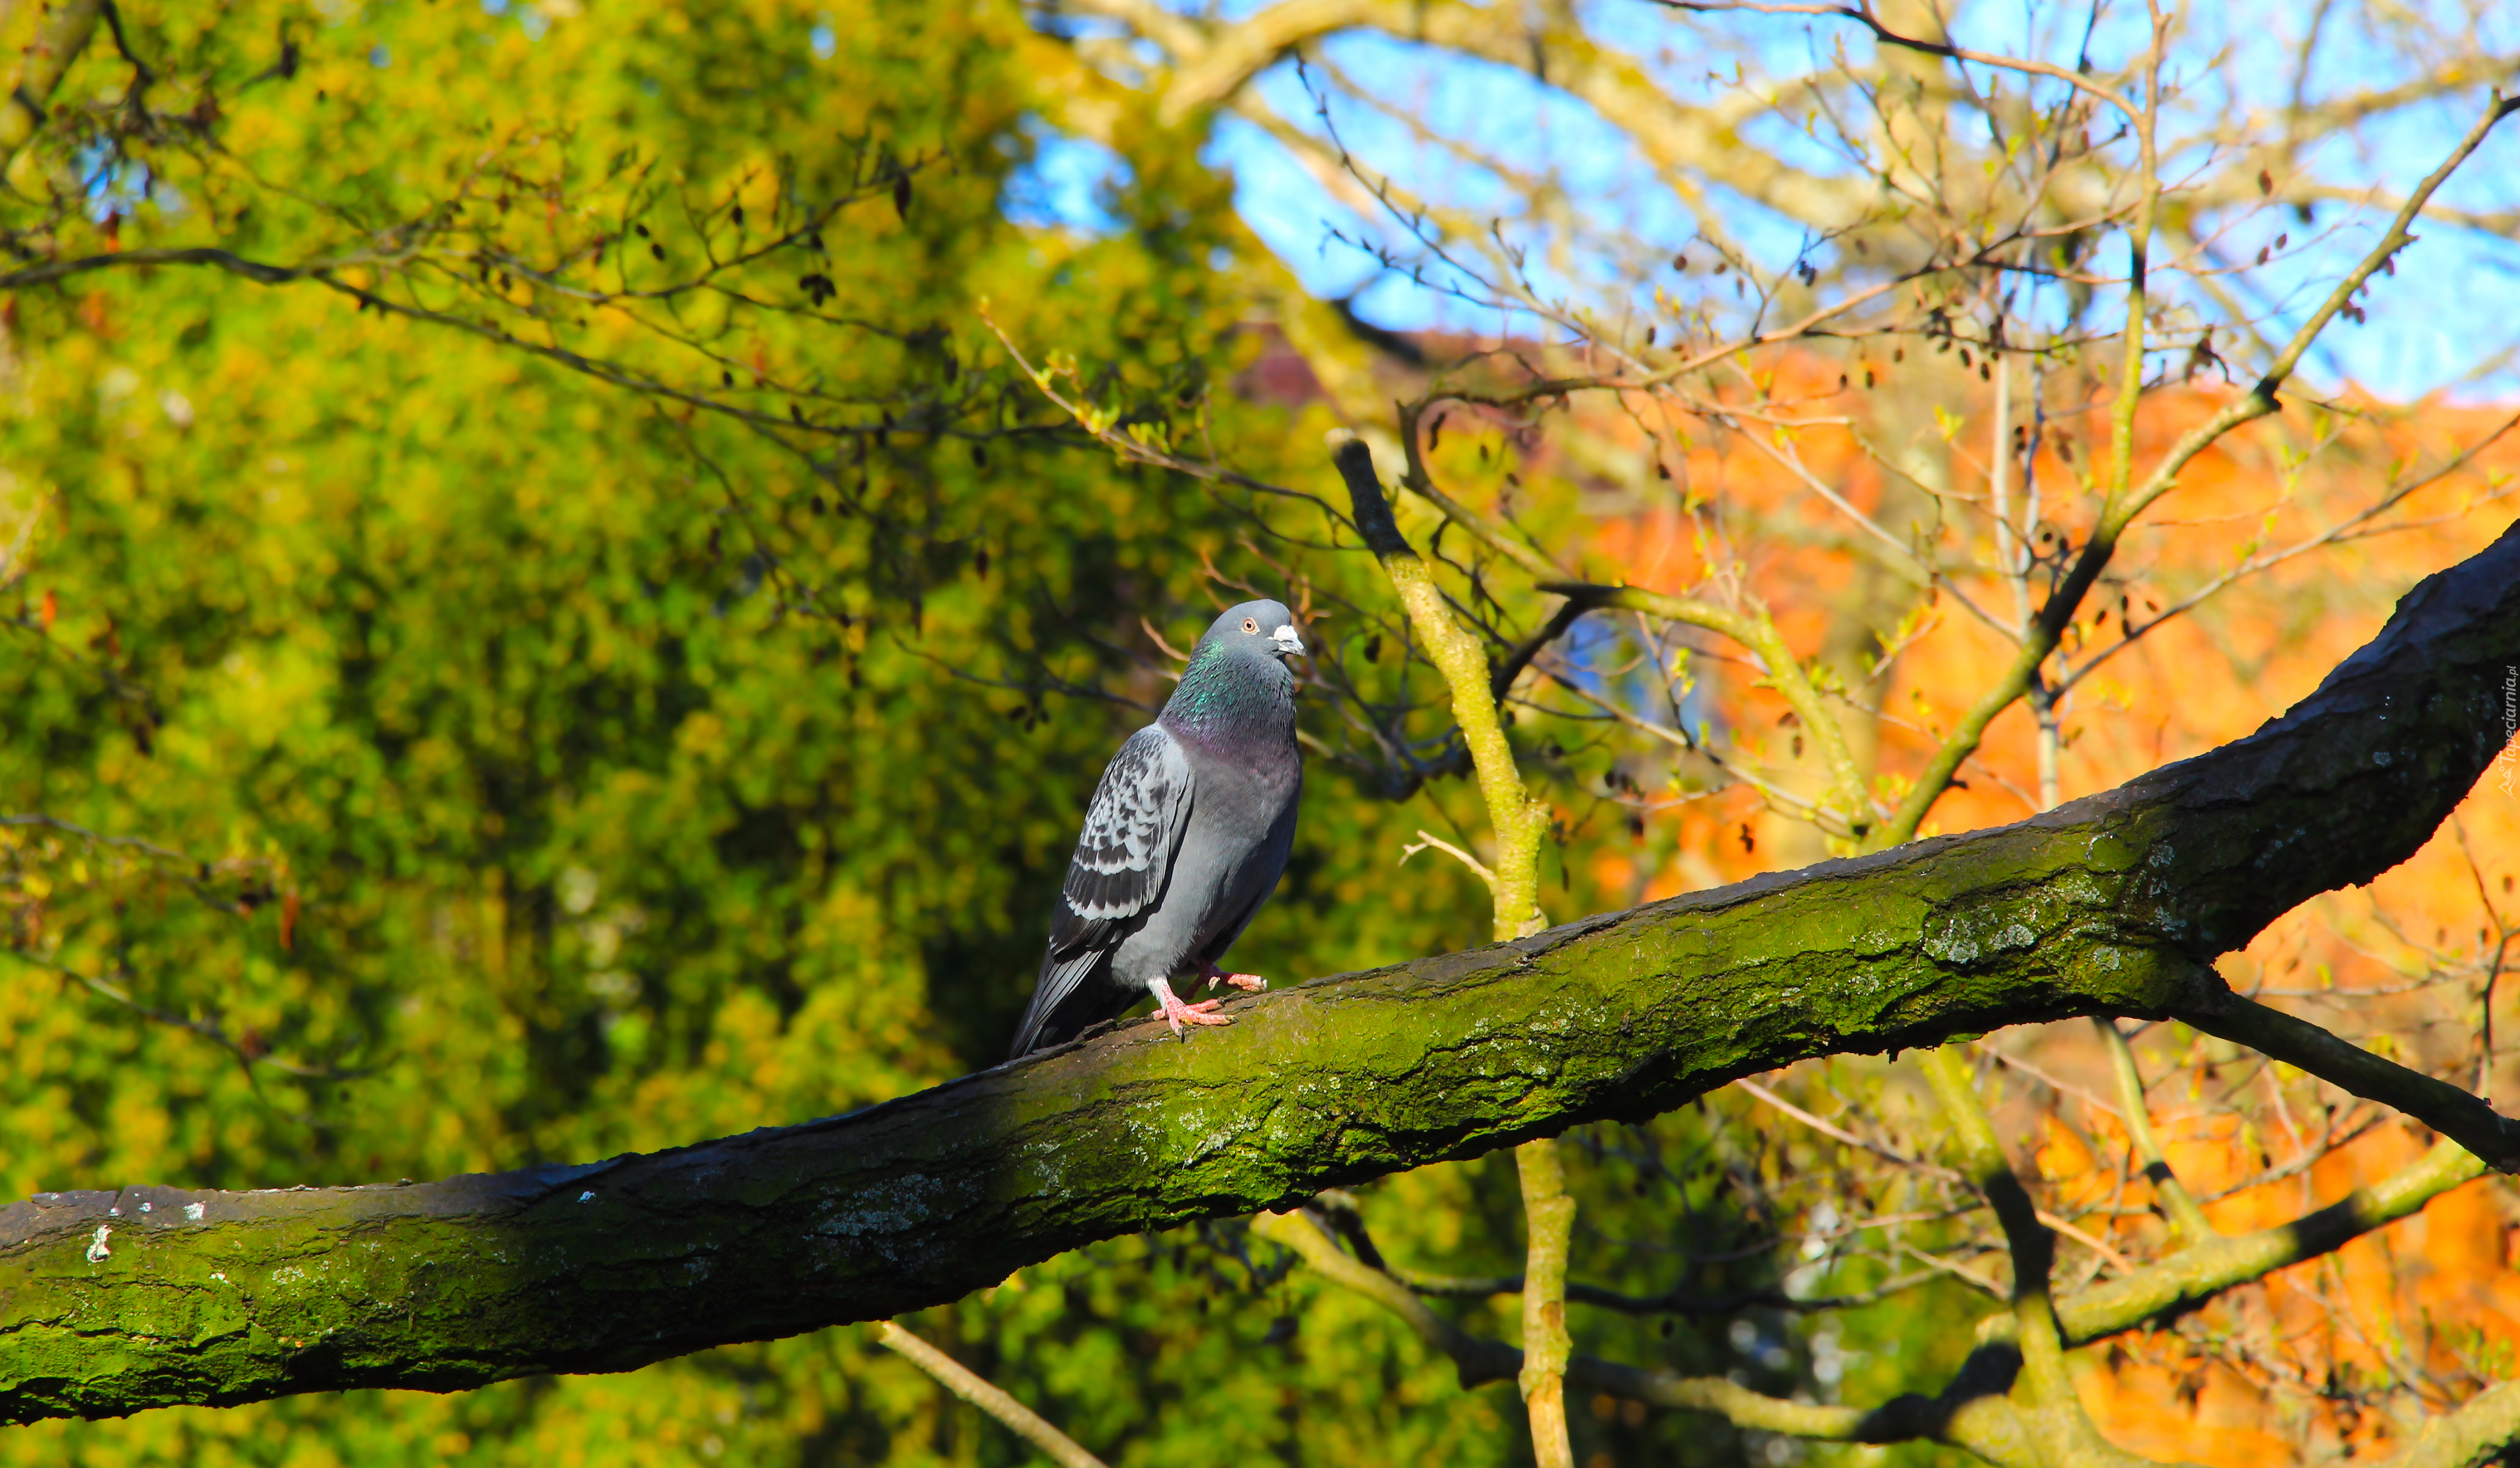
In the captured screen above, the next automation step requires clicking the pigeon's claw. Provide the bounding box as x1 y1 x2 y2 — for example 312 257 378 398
1151 978 1233 1039
1200 960 1269 995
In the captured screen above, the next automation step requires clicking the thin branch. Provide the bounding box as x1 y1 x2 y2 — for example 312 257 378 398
875 1322 1109 1468
2061 412 2520 696
2176 989 2520 1170
1649 0 2142 125
1 950 365 1081
2094 1017 2215 1246
1873 89 2520 849
1399 828 1498 890
1514 1140 1576 1468
1736 1077 1960 1178
2055 1138 2484 1344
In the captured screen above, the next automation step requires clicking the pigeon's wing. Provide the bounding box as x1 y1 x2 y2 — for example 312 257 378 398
1011 724 1194 1056
1050 724 1196 953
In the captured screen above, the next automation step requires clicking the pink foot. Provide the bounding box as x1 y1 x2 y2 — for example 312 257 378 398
1150 978 1231 1039
1201 961 1269 994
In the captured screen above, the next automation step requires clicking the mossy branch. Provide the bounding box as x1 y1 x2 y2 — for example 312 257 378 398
2056 1137 2484 1344
2 516 2517 1424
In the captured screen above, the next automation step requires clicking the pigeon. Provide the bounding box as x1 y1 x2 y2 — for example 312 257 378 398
1009 599 1306 1057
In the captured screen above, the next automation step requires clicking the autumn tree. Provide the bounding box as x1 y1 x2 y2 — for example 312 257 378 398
5 3 2520 1467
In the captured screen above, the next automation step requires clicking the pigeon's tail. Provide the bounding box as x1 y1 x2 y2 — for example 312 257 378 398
1008 948 1111 1059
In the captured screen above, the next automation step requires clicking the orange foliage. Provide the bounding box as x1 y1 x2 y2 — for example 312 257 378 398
1578 364 2520 1461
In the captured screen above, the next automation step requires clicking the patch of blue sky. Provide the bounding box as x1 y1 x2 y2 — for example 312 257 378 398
1220 30 1725 334
1000 117 1135 236
2139 0 2520 399
1206 113 1385 294
1549 611 1715 748
76 139 173 225
2194 103 2520 402
1208 5 1938 343
1033 1 2518 400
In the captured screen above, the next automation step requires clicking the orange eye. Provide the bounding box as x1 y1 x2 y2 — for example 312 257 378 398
1243 617 1258 633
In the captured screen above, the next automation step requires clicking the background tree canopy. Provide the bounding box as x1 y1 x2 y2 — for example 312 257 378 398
3 2 2518 1466
0 2 1527 1462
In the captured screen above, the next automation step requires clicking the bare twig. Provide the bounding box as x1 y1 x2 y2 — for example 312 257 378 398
875 1321 1110 1468
2093 1017 2215 1246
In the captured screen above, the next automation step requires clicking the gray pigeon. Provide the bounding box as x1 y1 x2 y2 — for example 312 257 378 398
1009 600 1306 1057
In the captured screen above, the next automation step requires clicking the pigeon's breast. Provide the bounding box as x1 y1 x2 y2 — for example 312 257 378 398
1187 745 1300 905
1194 744 1300 831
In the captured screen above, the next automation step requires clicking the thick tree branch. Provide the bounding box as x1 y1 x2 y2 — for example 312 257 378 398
3 515 2517 1423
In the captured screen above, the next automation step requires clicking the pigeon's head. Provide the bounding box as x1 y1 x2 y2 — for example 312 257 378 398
1199 599 1306 666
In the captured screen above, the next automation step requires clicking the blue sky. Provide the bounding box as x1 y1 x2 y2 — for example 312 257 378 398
1017 0 2520 403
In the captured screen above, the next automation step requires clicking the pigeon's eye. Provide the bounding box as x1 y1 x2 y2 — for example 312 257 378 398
1243 617 1258 633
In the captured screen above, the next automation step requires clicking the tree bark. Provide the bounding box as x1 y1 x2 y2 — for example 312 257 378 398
5 515 2517 1424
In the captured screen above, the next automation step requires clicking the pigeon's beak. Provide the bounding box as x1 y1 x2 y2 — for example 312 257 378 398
1271 624 1306 660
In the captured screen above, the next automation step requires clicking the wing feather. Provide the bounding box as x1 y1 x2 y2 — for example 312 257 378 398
1048 724 1193 952
1009 724 1194 1057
